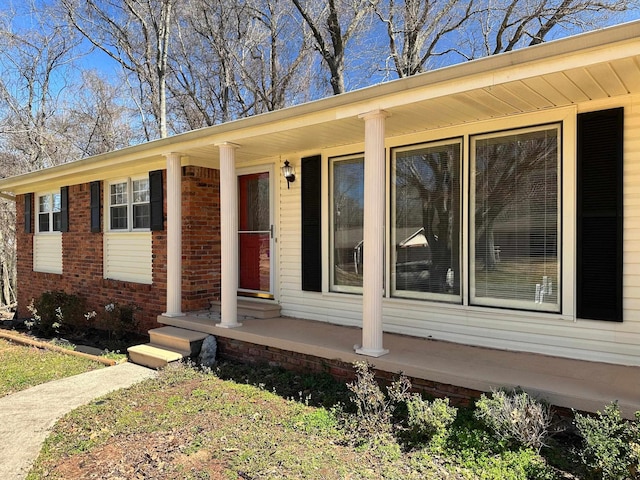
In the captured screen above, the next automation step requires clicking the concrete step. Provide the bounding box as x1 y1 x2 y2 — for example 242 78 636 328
210 299 281 319
127 344 187 369
149 326 208 355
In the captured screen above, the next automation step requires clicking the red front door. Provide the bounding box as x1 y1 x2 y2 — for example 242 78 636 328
238 172 271 293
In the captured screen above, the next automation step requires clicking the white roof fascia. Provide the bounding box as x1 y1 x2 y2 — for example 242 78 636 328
0 192 16 202
0 19 638 193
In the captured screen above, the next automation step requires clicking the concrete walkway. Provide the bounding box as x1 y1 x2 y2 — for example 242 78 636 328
0 362 157 480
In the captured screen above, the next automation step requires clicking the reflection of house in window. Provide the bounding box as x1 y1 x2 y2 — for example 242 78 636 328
395 227 431 291
392 139 462 301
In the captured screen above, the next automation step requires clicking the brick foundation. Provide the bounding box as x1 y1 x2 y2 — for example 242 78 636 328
216 336 483 408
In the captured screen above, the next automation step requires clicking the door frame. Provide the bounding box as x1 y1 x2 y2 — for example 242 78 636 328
236 163 276 299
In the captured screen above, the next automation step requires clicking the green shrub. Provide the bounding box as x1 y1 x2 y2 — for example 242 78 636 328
474 388 552 452
346 361 394 441
345 362 458 449
27 291 87 336
405 396 457 444
97 301 140 340
574 402 640 480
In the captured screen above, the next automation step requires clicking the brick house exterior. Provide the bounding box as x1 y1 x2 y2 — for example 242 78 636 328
15 166 221 333
1 22 640 417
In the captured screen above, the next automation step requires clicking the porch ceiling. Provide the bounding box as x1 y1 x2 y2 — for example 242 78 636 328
183 53 640 167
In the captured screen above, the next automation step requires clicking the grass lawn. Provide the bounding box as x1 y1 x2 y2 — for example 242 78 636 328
28 361 588 480
0 337 105 397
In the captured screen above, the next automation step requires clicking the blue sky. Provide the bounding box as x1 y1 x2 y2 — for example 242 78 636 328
4 0 639 86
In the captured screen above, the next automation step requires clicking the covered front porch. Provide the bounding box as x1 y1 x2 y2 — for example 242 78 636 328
138 304 640 418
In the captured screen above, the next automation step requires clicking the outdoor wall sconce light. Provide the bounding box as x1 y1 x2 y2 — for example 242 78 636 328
281 160 296 188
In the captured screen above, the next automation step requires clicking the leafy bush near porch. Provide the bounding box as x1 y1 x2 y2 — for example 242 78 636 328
405 395 457 445
28 291 87 336
474 388 553 452
574 402 640 480
94 301 140 341
340 361 457 448
24 292 142 352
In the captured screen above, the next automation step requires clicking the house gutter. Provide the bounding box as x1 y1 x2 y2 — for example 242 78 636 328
0 19 638 194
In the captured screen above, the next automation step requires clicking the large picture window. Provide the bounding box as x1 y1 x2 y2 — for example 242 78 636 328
392 139 461 301
37 192 61 233
330 155 364 293
471 125 560 312
109 178 150 231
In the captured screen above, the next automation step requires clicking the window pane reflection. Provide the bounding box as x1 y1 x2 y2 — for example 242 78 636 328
332 156 364 291
472 126 560 311
393 141 461 301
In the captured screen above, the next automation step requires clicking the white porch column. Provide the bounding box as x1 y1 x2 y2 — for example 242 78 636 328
356 110 389 357
164 152 184 317
217 142 242 328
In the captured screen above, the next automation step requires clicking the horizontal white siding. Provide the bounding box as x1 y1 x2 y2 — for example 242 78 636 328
277 96 640 367
33 234 62 274
104 232 152 284
621 95 640 341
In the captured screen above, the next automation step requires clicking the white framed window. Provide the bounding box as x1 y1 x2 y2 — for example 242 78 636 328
328 122 562 316
34 190 63 274
330 154 364 293
391 139 462 302
470 124 561 312
37 191 61 233
108 177 150 231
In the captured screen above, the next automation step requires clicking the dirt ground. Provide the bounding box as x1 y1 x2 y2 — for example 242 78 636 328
35 380 239 480
50 430 230 479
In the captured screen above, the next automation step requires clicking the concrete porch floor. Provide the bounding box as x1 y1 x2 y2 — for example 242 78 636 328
158 313 640 418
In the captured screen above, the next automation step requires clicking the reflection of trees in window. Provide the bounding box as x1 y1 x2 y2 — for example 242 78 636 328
241 173 270 231
332 157 364 289
394 141 461 297
473 126 559 309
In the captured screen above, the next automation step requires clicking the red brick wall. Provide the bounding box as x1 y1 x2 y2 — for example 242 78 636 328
216 337 483 408
15 167 222 333
182 166 221 312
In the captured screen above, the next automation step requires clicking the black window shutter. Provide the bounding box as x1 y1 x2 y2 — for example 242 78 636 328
149 170 164 231
577 107 623 321
90 181 101 233
301 155 322 292
60 186 69 232
24 193 33 234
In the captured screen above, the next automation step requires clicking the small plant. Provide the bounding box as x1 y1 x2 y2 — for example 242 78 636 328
474 388 552 452
101 350 127 362
25 299 41 332
84 310 97 327
97 301 140 340
344 361 458 448
26 299 64 336
404 396 457 444
27 291 87 336
574 402 640 480
346 361 394 441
